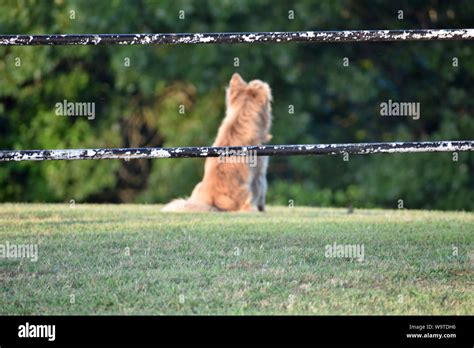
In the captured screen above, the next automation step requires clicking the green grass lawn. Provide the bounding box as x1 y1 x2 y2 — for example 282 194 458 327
0 204 472 315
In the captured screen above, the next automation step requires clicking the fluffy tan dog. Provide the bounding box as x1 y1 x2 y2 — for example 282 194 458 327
162 73 272 212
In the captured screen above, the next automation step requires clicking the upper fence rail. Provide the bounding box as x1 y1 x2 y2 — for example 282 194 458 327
1 29 473 46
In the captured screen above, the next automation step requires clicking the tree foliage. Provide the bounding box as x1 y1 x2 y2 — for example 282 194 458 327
0 0 472 209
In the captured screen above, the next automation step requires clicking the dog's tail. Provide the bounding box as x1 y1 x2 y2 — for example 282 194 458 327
161 198 218 212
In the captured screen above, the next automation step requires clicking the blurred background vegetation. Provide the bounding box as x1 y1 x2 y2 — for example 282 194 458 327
0 0 472 210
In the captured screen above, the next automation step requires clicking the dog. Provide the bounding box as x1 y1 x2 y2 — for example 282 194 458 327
162 73 272 212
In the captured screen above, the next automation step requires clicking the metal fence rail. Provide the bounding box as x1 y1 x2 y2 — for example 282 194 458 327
1 141 472 162
0 29 473 46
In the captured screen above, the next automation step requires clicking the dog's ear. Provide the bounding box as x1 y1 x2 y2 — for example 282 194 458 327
229 73 246 88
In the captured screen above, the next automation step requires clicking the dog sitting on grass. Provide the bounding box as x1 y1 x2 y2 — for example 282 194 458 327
162 73 273 212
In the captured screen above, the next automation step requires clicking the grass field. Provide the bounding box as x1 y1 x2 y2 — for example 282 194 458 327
0 204 472 315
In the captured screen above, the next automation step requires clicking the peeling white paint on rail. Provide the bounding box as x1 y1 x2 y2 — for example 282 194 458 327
150 149 171 158
1 141 472 162
1 29 473 46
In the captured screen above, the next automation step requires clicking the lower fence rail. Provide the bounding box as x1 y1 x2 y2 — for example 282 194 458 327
0 141 472 162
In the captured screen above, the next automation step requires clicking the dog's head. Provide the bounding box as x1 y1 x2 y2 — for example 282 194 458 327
227 73 272 106
226 73 273 141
